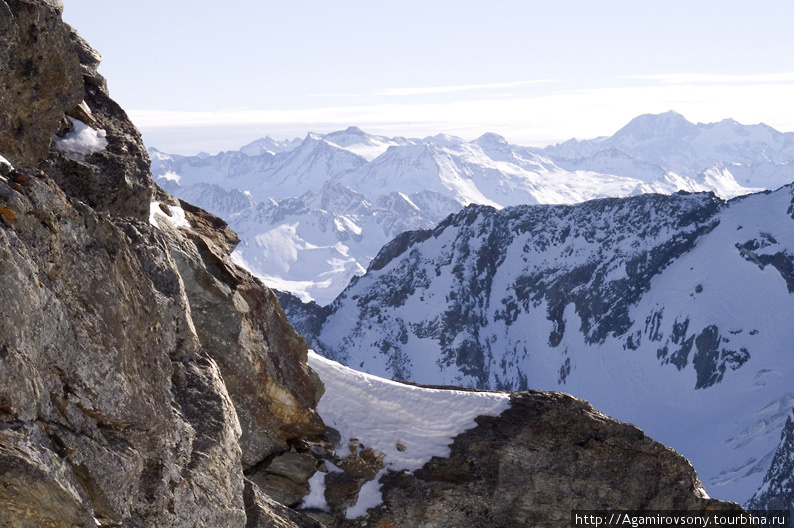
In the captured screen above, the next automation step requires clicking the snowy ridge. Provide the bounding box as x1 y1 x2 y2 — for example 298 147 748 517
323 126 415 161
239 136 301 156
293 184 794 508
150 113 794 302
308 351 510 472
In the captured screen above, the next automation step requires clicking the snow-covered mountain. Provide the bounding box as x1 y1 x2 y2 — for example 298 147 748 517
541 110 794 178
150 113 793 303
239 136 302 156
286 183 794 509
323 126 415 161
228 182 455 303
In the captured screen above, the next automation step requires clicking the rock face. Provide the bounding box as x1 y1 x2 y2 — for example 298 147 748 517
0 1 322 526
0 2 748 527
356 391 741 528
0 0 84 167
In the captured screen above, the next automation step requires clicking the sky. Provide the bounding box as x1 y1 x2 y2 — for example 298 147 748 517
62 1 794 154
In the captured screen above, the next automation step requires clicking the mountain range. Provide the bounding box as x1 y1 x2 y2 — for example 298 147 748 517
286 183 794 509
147 116 794 509
150 113 794 303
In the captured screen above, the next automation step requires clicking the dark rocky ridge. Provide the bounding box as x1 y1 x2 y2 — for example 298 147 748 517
0 1 747 526
299 192 739 388
748 411 794 518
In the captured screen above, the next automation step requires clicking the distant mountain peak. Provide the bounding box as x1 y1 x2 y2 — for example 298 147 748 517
342 126 365 135
423 133 464 148
238 136 301 156
475 132 509 146
612 110 698 142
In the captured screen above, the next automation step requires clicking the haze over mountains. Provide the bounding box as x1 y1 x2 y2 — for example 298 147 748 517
150 111 794 304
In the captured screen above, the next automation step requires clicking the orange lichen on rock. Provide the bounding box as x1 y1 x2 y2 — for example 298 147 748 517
0 206 15 223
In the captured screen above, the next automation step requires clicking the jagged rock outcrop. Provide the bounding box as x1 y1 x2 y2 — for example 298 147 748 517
0 1 322 526
0 0 84 167
347 391 742 528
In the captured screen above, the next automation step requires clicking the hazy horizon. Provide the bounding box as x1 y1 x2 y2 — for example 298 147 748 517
63 1 794 154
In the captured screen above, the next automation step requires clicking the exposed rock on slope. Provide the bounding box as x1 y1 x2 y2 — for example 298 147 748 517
301 353 743 528
0 1 322 526
368 391 736 528
748 411 794 515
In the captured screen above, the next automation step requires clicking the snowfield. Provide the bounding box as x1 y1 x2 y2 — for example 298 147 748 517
305 351 510 517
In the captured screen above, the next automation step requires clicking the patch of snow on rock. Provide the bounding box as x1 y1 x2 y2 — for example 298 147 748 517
149 202 191 230
52 116 108 160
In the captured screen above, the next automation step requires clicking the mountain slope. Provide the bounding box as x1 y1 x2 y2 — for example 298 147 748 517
0 3 758 527
227 182 455 304
748 411 794 514
292 184 794 507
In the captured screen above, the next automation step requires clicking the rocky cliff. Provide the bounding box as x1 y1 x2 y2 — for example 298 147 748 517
0 1 745 526
1 1 324 525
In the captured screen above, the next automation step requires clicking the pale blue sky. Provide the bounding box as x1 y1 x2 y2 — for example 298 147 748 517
63 1 794 154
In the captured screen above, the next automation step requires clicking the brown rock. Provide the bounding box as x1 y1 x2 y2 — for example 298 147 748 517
0 168 249 526
245 451 318 507
0 3 325 526
351 391 744 528
44 82 154 221
155 198 326 468
0 0 84 167
243 478 325 528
